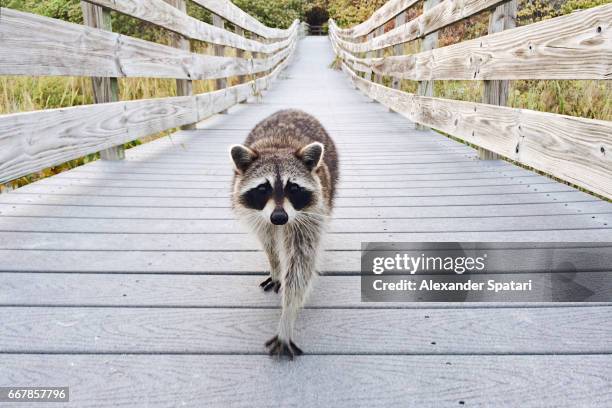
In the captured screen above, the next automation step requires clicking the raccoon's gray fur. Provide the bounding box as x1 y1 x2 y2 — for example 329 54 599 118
230 109 338 359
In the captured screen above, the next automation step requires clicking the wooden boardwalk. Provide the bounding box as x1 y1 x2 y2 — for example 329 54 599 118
1 36 611 407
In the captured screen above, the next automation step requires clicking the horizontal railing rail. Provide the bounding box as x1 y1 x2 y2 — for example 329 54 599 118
334 0 419 38
82 0 296 53
309 25 325 36
0 9 295 80
330 5 611 81
189 0 290 40
0 0 299 184
330 2 612 198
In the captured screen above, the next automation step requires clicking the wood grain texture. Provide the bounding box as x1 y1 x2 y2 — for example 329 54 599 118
479 0 516 160
81 2 126 161
417 0 441 131
82 0 297 53
163 0 196 131
334 0 420 38
2 273 610 307
334 0 506 53
1 355 611 407
331 5 612 80
341 62 612 198
0 40 295 183
190 0 290 39
0 32 611 408
0 8 296 79
1 243 611 272
212 13 229 114
1 198 608 221
390 11 406 92
1 307 611 353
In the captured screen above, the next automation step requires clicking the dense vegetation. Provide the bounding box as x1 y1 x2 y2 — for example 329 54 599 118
0 0 610 191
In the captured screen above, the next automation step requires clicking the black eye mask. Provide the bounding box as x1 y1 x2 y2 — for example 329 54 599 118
240 181 313 211
241 181 272 210
285 181 313 210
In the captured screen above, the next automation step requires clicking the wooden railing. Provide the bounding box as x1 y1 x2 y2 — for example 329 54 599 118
309 25 325 36
0 0 299 184
330 1 612 199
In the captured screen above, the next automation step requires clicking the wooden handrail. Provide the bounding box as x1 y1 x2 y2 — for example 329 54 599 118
334 0 419 38
0 1 299 183
83 0 297 53
331 5 612 80
0 39 297 184
333 0 507 52
190 0 290 40
339 61 612 198
330 2 612 198
0 8 296 79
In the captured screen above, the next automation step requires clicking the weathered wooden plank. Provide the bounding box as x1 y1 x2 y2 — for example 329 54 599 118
335 0 420 38
0 191 598 208
0 41 295 184
212 13 229 114
163 0 196 131
332 5 612 80
373 26 384 84
479 0 517 160
0 8 295 79
0 96 197 184
341 62 612 198
2 273 610 307
1 229 611 253
82 0 297 53
1 355 610 407
2 211 606 239
234 26 249 86
0 307 611 353
31 175 555 190
417 0 442 131
10 183 576 200
390 10 406 104
0 165 544 179
81 2 125 161
333 0 506 53
2 246 612 280
1 200 608 221
190 0 289 39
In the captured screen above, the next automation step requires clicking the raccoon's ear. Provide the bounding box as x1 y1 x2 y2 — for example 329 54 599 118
230 144 258 174
297 142 324 171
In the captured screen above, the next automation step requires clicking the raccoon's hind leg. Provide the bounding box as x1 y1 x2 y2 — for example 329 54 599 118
266 224 319 359
257 225 282 293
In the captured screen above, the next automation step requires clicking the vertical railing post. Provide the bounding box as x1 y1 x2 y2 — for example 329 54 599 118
235 26 249 103
479 0 517 160
164 0 196 130
212 13 228 114
417 0 442 131
390 11 406 111
373 26 384 84
235 26 248 85
81 2 124 160
366 31 375 83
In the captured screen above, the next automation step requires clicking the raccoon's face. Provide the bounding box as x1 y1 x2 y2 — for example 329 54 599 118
230 142 324 226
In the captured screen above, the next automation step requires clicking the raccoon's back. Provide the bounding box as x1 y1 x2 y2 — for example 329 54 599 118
245 109 338 186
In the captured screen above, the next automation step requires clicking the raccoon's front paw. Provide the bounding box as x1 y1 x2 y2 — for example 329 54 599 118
265 335 303 360
259 277 281 293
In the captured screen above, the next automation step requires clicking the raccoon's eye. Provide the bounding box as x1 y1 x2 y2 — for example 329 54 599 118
240 182 272 210
285 181 312 210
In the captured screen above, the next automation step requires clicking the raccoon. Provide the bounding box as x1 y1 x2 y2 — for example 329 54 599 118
230 109 338 359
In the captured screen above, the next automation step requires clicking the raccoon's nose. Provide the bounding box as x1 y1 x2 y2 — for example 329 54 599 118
270 208 288 225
